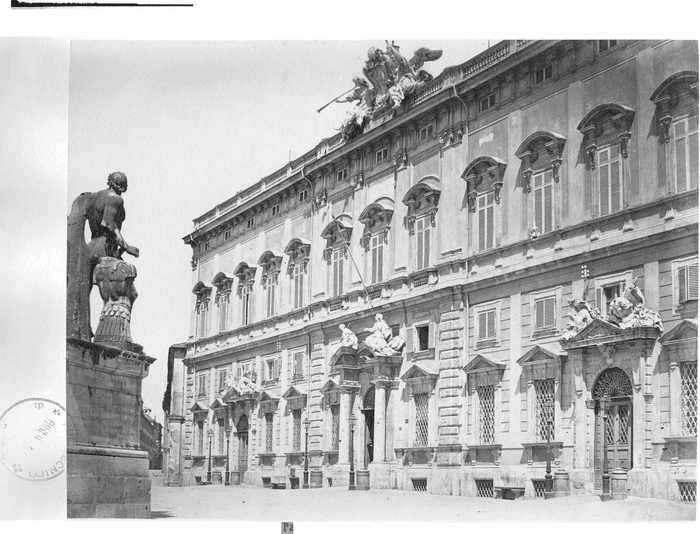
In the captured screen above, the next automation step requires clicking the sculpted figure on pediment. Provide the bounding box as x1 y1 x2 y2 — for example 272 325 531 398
562 298 601 340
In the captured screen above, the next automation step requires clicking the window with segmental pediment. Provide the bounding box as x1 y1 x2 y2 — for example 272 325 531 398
359 199 393 285
321 217 352 299
234 262 256 327
213 273 234 333
285 238 310 310
463 156 506 253
193 282 213 339
259 251 282 320
402 177 440 273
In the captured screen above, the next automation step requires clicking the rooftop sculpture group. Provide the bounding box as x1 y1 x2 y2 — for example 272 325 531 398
562 277 663 340
332 41 442 140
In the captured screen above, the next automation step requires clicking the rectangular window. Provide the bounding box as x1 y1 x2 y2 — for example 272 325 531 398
480 93 496 112
265 413 274 453
598 40 618 53
477 192 495 252
218 418 225 454
292 409 302 451
534 296 556 330
370 233 384 284
681 361 698 437
246 217 254 229
534 378 555 442
197 298 209 338
336 168 348 183
332 248 344 297
416 325 430 352
477 385 495 445
415 216 431 271
240 284 252 326
419 124 434 141
224 229 231 240
197 421 204 455
678 262 699 304
598 145 622 216
331 405 340 450
477 309 497 341
292 351 305 378
196 373 207 398
414 393 429 447
201 240 210 253
298 189 309 203
238 360 255 381
217 367 228 392
375 147 388 163
265 358 279 382
271 203 280 216
292 263 306 309
673 115 699 193
596 282 624 315
534 64 553 84
264 275 276 318
533 169 554 234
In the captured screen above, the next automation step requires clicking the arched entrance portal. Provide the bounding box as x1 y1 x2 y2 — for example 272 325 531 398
593 367 633 487
237 414 249 475
362 386 375 464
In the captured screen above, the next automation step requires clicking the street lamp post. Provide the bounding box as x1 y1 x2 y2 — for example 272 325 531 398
225 429 231 486
303 418 310 489
349 414 356 491
600 396 612 502
207 428 214 483
544 399 554 499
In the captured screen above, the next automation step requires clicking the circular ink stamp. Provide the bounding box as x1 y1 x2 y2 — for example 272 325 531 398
0 398 67 481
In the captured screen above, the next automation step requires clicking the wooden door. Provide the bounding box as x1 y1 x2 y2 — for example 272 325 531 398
605 399 632 470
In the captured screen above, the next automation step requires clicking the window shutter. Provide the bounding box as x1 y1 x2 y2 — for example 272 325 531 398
428 322 436 350
535 299 544 329
205 372 210 398
416 225 424 270
486 204 494 249
676 120 688 192
689 264 699 300
535 185 543 231
610 159 621 213
544 181 553 233
595 287 603 313
478 312 486 340
679 266 688 303
545 298 555 328
406 325 414 354
377 241 384 282
277 356 282 380
423 225 431 269
689 118 698 190
478 206 485 251
487 310 496 339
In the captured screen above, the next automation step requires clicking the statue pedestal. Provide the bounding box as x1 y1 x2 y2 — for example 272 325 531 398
66 338 155 518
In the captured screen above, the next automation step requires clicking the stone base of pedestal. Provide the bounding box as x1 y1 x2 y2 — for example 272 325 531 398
611 469 628 500
369 463 392 489
68 445 151 518
231 471 241 485
356 469 370 490
310 470 323 488
67 338 155 518
553 470 570 498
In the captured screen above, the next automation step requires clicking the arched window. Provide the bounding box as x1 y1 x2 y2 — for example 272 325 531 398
577 103 635 217
402 177 441 272
321 215 353 299
462 157 506 252
515 131 566 237
258 251 283 319
650 71 699 194
284 238 311 310
359 197 394 285
234 262 257 327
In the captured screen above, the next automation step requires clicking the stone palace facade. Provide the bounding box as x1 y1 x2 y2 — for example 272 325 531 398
163 40 698 502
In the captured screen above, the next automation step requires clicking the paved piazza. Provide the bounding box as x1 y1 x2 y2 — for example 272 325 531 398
151 483 696 522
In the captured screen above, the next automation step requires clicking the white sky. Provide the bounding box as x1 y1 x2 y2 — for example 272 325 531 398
1 1 698 529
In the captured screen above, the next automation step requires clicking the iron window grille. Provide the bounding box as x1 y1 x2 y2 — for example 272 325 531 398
681 361 698 436
678 481 697 503
265 413 274 453
331 405 340 450
197 421 204 455
475 479 494 498
414 393 430 447
532 479 546 498
477 385 495 445
292 409 302 451
412 478 428 492
534 378 555 442
218 418 225 454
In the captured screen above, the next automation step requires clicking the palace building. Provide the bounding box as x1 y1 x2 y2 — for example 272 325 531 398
162 40 698 502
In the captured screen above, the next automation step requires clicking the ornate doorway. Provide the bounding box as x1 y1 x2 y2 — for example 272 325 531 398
362 386 375 464
237 414 249 474
593 368 633 488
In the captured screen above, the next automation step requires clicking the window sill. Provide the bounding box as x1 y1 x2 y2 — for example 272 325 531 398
464 443 502 466
475 339 499 349
262 379 279 387
531 327 558 339
521 441 564 467
410 349 435 362
663 436 697 464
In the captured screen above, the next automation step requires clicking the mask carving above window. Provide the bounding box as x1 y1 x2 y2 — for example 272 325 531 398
321 215 353 261
233 261 257 283
462 156 507 212
515 131 567 192
257 250 283 274
284 238 311 273
577 103 636 167
359 197 394 249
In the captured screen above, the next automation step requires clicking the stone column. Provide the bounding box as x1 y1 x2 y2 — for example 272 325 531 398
372 381 388 463
339 387 351 464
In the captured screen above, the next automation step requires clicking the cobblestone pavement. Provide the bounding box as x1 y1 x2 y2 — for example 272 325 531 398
151 483 696 522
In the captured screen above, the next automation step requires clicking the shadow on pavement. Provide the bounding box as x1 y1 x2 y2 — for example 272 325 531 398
151 510 175 519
